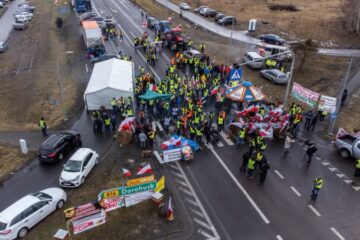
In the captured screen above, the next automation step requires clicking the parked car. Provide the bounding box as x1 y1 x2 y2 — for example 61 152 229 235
214 12 225 21
59 148 99 188
243 52 263 69
260 69 289 84
0 41 8 53
194 5 208 13
333 135 360 159
13 20 29 30
179 2 190 10
14 12 33 21
257 43 292 61
203 9 217 17
18 5 35 13
0 2 4 8
199 7 210 15
38 130 81 163
147 17 159 30
79 12 97 23
217 16 236 25
259 34 285 45
0 188 67 239
183 49 204 60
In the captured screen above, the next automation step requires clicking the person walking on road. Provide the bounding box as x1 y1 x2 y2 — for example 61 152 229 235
247 157 255 179
304 140 317 163
259 161 270 185
284 134 292 154
104 116 111 136
139 131 147 150
354 159 360 177
311 177 323 200
39 117 48 137
240 151 250 172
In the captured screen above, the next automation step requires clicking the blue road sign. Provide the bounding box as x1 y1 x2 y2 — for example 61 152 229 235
229 68 242 81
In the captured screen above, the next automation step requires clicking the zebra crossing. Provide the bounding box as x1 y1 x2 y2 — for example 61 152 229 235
202 130 235 149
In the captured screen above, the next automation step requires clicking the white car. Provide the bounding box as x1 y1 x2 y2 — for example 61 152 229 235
0 188 67 239
59 148 99 188
200 7 210 15
179 2 190 10
14 12 33 21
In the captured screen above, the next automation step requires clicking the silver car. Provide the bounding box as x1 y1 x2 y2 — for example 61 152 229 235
0 42 8 53
260 69 289 84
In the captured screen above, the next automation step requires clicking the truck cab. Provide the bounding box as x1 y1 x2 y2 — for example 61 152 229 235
334 135 360 159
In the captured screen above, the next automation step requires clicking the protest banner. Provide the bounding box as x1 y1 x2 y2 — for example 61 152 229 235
318 95 337 113
163 148 182 163
291 82 320 108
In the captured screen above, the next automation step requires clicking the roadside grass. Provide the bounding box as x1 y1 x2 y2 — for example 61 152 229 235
0 143 36 181
27 143 182 240
135 0 358 131
0 0 87 131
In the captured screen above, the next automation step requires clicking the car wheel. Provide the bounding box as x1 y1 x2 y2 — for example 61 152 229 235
56 200 65 210
339 148 350 159
80 177 85 185
58 153 64 161
95 157 99 165
17 227 28 239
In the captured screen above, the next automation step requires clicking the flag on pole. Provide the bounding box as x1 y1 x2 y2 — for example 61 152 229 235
137 164 153 175
167 197 174 221
122 168 132 177
155 176 165 192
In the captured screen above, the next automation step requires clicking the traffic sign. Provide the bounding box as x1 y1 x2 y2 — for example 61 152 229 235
331 112 337 120
229 68 242 81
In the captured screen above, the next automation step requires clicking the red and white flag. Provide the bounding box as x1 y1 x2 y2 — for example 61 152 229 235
210 86 219 95
167 197 174 221
122 168 132 177
137 164 153 175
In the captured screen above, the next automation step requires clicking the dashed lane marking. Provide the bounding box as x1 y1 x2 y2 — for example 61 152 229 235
219 131 234 146
161 52 171 62
191 208 205 218
129 31 136 38
321 161 330 166
210 148 270 224
185 197 199 207
290 186 302 197
178 186 193 196
216 141 224 147
177 179 188 187
274 170 285 179
85 64 88 72
352 186 360 191
315 156 322 161
330 227 346 240
193 217 213 231
308 204 321 217
276 235 284 240
344 180 353 185
328 167 337 172
336 174 345 178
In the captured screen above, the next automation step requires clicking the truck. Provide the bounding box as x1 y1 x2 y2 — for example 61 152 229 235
161 26 187 51
81 21 105 57
333 134 360 159
72 0 92 13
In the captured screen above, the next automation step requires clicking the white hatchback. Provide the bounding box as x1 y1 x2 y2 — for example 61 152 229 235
59 148 99 188
0 188 67 239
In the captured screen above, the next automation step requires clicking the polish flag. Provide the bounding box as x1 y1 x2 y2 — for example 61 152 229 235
137 164 153 175
122 168 132 177
167 197 174 221
210 86 219 95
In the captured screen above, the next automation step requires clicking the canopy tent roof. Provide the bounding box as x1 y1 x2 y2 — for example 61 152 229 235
225 81 265 102
138 90 172 101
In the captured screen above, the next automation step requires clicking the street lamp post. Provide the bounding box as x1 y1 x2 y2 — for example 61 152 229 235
228 19 235 63
283 51 295 109
56 51 74 122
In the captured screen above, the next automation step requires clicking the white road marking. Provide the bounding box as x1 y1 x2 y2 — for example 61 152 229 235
315 156 322 161
191 208 205 218
204 141 214 149
210 148 270 224
155 121 164 132
274 170 285 179
352 186 360 191
185 197 199 207
216 141 224 147
178 186 193 196
174 162 221 239
167 162 179 170
219 131 234 146
328 167 337 172
170 169 184 179
129 31 136 38
151 121 157 132
336 173 345 178
344 180 353 184
198 229 217 239
153 150 164 164
85 64 88 72
161 52 171 62
193 217 212 231
276 235 284 240
308 204 321 217
321 161 330 166
177 179 188 187
330 227 346 240
290 186 301 197
111 9 118 12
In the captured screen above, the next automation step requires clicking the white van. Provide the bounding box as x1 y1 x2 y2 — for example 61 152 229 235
242 52 264 69
257 43 292 61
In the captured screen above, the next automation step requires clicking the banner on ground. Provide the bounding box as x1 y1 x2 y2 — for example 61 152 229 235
163 148 182 163
72 210 106 235
318 95 337 113
125 191 154 207
291 82 320 108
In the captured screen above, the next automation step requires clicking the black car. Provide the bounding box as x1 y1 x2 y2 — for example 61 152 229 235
147 17 159 30
217 16 236 25
259 34 285 45
214 13 225 21
203 9 217 17
38 130 81 163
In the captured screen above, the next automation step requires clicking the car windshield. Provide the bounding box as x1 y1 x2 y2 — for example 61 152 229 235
64 160 82 172
0 221 7 231
279 75 286 79
31 192 52 200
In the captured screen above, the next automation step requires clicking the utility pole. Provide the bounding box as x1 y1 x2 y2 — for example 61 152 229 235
328 58 353 135
228 19 235 64
356 6 360 34
283 52 296 109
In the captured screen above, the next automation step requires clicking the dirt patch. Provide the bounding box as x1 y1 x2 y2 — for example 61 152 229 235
0 0 88 131
0 143 36 181
27 143 183 240
268 4 299 12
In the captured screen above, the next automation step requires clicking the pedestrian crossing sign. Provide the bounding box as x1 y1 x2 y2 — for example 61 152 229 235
229 68 242 81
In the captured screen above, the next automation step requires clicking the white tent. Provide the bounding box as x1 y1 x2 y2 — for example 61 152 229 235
84 58 134 111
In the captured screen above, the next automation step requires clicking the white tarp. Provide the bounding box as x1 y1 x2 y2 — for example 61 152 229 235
84 58 134 110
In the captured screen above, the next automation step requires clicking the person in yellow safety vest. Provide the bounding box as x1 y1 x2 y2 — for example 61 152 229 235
231 81 237 87
176 118 181 135
188 39 192 50
249 137 256 153
271 59 277 68
355 159 360 177
128 96 133 106
188 57 193 66
119 96 125 107
200 43 205 53
266 58 272 69
189 124 196 140
126 107 133 117
260 141 267 151
217 115 224 132
195 126 203 144
154 36 159 43
237 128 246 146
311 177 323 200
148 130 155 148
256 135 264 149
255 151 265 169
111 98 116 113
104 116 111 135
193 114 200 125
39 117 48 137
143 40 147 53
247 157 255 179
259 107 265 116
280 65 285 72
139 66 145 74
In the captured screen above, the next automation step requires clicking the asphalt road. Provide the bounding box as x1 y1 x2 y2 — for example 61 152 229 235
0 1 359 240
0 0 25 42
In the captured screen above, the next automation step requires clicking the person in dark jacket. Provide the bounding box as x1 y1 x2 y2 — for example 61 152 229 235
304 140 317 163
240 151 250 172
259 161 270 184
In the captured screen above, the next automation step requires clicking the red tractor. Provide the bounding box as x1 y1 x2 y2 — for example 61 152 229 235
161 27 187 51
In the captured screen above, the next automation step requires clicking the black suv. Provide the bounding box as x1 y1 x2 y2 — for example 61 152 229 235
38 130 81 163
